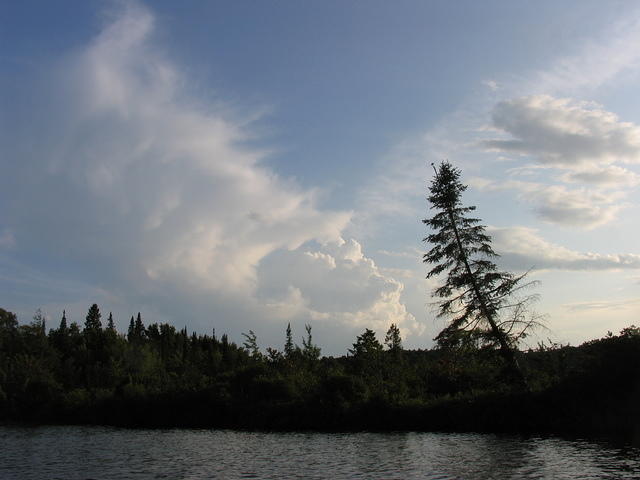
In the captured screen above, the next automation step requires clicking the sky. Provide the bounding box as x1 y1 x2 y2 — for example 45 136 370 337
1 0 639 355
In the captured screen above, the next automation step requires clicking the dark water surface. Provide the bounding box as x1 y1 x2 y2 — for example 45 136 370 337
1 426 638 479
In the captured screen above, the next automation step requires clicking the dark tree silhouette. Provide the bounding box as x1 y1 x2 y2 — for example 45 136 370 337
242 329 261 359
350 329 383 357
384 324 402 353
134 312 146 339
127 316 135 342
284 323 294 358
0 303 638 436
84 304 102 333
59 310 68 332
423 161 538 387
301 324 320 361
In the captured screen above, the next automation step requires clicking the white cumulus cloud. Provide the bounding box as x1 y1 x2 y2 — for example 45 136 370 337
257 238 423 337
484 95 640 168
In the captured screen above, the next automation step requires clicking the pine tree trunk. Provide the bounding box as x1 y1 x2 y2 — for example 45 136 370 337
446 208 527 389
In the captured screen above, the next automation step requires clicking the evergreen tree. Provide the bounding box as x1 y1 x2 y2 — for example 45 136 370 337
84 304 102 333
349 329 384 379
134 312 146 340
127 316 135 342
242 330 261 359
51 310 70 353
350 328 383 357
423 161 536 386
284 323 294 358
106 312 116 332
384 324 402 352
59 310 68 333
301 324 320 361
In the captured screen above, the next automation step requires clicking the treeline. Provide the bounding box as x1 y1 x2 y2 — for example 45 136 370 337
1 305 639 439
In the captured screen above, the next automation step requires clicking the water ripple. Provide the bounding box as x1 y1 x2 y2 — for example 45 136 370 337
0 426 638 479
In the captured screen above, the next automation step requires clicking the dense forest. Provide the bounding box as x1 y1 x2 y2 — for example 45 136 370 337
1 305 639 440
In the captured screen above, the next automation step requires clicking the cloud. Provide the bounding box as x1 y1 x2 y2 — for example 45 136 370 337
531 12 640 94
483 95 640 168
559 165 640 187
562 298 640 313
1 3 419 347
377 248 423 260
483 80 499 91
529 186 623 228
257 238 423 337
489 226 640 272
471 178 623 229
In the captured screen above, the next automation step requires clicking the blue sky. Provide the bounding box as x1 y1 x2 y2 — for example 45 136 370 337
1 1 639 354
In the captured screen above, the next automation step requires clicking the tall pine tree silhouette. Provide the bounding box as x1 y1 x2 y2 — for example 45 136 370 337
84 304 102 333
423 161 538 387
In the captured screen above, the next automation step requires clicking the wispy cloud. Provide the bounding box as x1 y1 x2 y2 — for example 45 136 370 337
489 226 640 271
483 80 499 92
530 12 640 94
559 165 640 187
471 178 624 229
377 248 423 260
562 298 640 313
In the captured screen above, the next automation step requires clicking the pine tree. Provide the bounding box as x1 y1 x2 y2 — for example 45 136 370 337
301 324 320 361
384 324 402 353
106 312 116 332
59 310 68 333
242 330 261 359
127 316 135 342
284 323 294 358
349 328 383 357
423 161 538 386
134 312 146 340
84 304 102 333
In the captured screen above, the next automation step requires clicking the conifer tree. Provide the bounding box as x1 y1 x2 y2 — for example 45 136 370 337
51 310 70 352
384 324 402 353
242 330 261 359
301 324 320 361
284 323 294 358
106 312 116 332
134 312 146 340
350 328 383 357
127 316 135 342
423 161 538 386
59 310 68 333
84 304 102 333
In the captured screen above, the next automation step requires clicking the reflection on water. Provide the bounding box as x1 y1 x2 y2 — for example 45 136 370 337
1 426 638 479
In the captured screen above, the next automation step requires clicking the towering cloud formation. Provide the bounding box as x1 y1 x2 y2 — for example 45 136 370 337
257 238 420 334
0 3 418 346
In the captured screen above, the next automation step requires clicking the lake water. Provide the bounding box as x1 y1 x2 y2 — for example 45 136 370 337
1 426 638 479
